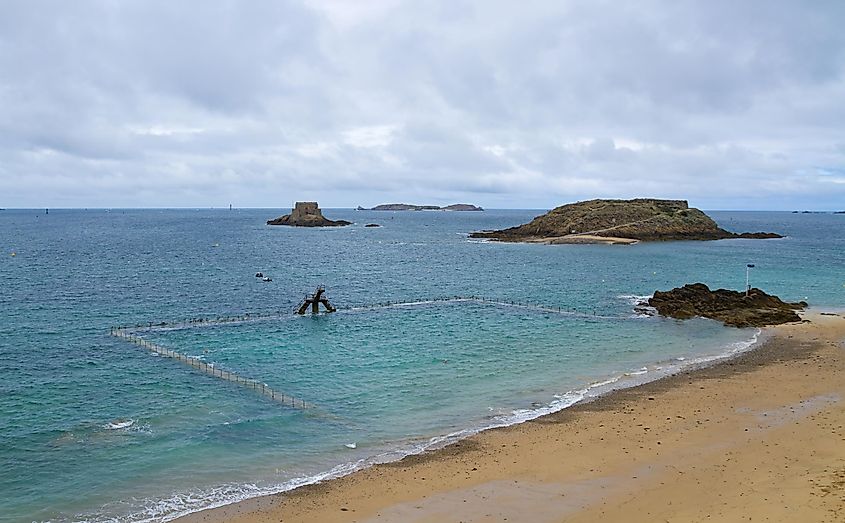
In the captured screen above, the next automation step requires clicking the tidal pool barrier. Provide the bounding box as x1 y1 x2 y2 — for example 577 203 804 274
110 295 635 408
110 327 311 409
114 296 627 335
346 296 625 321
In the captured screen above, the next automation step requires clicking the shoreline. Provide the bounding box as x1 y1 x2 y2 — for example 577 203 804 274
176 311 845 523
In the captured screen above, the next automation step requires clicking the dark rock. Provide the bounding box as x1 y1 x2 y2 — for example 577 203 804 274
648 283 807 327
267 202 351 227
469 198 782 243
732 232 783 239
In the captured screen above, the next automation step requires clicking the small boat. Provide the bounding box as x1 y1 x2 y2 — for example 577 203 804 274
262 276 272 282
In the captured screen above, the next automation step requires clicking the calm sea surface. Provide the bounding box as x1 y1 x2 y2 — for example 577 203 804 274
1 208 843 522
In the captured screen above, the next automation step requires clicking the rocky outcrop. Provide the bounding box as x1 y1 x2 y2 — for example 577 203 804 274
441 204 484 211
364 203 483 211
267 202 351 227
469 199 781 243
647 283 807 327
369 203 441 211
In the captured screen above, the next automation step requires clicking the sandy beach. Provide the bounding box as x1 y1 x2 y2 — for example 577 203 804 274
178 312 845 523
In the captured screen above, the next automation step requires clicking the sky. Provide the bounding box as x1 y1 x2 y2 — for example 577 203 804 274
1 1 844 210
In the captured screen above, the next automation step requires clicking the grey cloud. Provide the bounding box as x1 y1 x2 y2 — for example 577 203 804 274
1 0 844 209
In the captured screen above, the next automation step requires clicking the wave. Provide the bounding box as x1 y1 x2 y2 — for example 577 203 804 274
617 293 653 303
105 420 135 430
618 293 657 318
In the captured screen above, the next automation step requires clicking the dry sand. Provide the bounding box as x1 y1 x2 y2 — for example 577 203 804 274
178 312 845 523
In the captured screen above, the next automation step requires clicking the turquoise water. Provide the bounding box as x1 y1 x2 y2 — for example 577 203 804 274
1 209 843 522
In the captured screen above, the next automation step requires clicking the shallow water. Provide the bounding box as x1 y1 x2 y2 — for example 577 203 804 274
0 208 842 522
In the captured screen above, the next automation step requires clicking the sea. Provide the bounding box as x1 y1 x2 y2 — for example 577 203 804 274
1 208 843 522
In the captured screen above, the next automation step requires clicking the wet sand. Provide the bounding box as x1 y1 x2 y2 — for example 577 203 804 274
178 312 845 523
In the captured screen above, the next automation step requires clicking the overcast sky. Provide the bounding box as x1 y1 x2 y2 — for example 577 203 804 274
1 1 844 210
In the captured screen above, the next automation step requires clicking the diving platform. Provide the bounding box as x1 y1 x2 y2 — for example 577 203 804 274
297 286 337 314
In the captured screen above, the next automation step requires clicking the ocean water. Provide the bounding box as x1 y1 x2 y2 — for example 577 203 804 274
0 208 843 522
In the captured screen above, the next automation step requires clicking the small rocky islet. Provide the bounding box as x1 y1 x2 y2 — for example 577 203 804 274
359 203 483 211
470 198 781 244
266 202 351 227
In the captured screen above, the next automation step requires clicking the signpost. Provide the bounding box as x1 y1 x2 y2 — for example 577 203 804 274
746 264 755 296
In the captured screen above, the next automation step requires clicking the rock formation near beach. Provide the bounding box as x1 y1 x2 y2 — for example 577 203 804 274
266 202 351 227
469 199 781 244
648 283 807 327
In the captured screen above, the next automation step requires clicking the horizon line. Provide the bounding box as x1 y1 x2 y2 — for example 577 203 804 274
1 206 843 213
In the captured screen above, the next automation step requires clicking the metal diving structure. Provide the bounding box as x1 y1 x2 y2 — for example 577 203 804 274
297 286 337 314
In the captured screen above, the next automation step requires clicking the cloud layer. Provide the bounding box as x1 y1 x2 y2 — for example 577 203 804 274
1 0 844 209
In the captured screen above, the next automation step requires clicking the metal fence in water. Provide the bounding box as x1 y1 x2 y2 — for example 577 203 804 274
110 328 311 409
116 296 626 334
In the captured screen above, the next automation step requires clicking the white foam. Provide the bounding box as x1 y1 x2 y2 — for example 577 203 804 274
617 294 653 304
105 420 135 430
619 294 658 318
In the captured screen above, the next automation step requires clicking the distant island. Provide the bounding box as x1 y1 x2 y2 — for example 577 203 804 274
267 202 351 227
469 198 782 244
358 203 483 211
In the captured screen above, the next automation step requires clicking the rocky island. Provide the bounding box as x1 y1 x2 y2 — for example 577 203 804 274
266 202 351 227
647 283 807 327
360 203 483 211
469 198 781 244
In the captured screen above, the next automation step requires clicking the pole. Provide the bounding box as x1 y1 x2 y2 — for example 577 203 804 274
746 263 755 297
